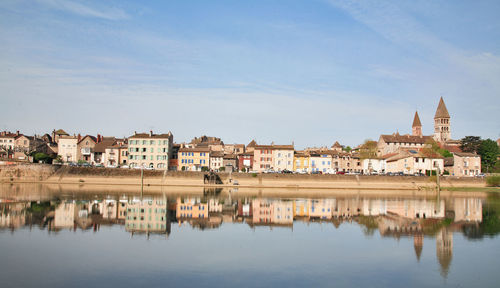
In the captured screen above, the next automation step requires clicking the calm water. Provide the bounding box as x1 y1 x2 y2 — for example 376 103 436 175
1 184 499 288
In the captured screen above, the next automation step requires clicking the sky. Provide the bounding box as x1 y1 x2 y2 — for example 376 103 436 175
0 0 499 148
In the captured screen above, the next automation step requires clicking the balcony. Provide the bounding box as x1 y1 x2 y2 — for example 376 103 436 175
81 148 92 155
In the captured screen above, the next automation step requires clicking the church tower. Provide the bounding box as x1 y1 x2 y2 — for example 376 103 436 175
433 97 451 143
412 111 422 137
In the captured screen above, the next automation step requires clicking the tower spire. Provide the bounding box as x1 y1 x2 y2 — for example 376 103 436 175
412 111 422 136
433 97 451 142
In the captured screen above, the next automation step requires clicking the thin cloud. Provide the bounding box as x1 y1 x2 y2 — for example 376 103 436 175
36 0 129 20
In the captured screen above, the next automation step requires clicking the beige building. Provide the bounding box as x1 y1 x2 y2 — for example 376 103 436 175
104 144 128 167
57 136 78 162
449 152 481 177
209 151 224 171
272 145 294 172
14 134 45 155
385 150 444 175
377 133 433 156
309 151 333 174
0 131 16 151
128 131 173 169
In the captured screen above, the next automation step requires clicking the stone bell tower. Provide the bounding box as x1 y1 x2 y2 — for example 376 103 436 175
433 97 451 143
412 111 422 137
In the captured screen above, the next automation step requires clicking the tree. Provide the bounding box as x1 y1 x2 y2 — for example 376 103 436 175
343 146 352 153
359 140 378 159
478 139 499 173
34 152 50 163
439 149 453 158
460 136 482 153
421 139 441 158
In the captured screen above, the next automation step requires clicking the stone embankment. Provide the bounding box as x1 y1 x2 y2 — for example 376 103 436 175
0 163 486 190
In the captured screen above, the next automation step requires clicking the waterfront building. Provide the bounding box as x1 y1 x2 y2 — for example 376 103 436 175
272 145 295 172
128 131 173 170
293 151 310 173
93 137 116 165
361 158 386 174
209 151 224 171
223 153 238 171
309 151 333 173
385 149 444 175
334 152 362 173
0 131 16 152
448 152 481 177
253 145 274 172
57 135 78 162
14 133 45 155
77 135 97 163
104 143 128 167
178 147 210 171
237 152 254 172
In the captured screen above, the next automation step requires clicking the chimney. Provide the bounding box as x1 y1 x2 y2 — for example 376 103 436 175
77 134 81 142
97 134 102 143
149 130 153 137
16 130 19 136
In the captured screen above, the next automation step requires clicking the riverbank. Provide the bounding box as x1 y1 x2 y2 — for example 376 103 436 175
0 163 487 191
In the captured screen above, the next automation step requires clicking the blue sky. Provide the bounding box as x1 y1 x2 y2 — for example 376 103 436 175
0 0 499 148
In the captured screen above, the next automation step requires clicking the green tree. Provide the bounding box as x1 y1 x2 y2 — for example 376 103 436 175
460 136 482 153
34 152 50 163
359 140 378 159
478 139 499 173
343 146 352 153
437 148 453 158
421 139 441 158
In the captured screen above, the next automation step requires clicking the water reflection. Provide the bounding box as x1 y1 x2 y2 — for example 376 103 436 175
1 186 499 282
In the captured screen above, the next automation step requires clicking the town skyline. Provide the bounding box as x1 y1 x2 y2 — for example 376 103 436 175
1 1 499 148
0 96 496 150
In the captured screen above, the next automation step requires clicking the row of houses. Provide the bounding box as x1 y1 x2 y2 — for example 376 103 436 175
0 99 485 176
0 128 482 177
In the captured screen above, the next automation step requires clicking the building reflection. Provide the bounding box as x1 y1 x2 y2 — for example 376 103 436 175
0 192 492 278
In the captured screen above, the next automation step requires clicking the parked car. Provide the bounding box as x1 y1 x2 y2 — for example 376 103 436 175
95 163 104 168
281 169 293 174
336 171 345 175
311 170 323 174
119 165 130 169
